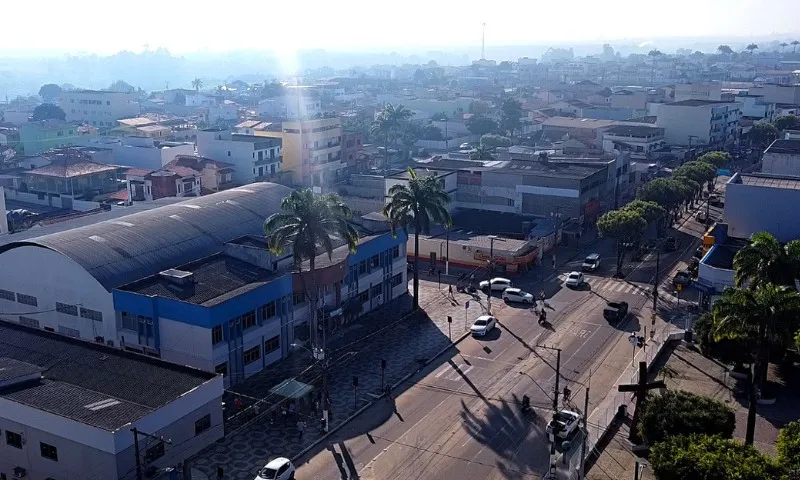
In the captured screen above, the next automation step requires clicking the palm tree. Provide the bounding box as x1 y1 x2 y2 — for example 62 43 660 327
264 189 359 350
713 284 800 445
717 45 734 55
370 114 391 168
383 168 452 311
733 231 800 289
648 49 663 86
469 144 494 160
191 77 203 92
372 104 413 167
779 42 789 53
793 40 800 54
746 43 759 55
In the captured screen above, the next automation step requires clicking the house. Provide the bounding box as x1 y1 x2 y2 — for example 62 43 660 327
655 100 741 147
734 93 775 123
540 117 618 149
672 83 722 102
59 90 141 127
19 120 97 155
196 129 282 184
164 155 235 192
21 149 122 201
760 139 800 176
341 131 365 168
80 136 195 171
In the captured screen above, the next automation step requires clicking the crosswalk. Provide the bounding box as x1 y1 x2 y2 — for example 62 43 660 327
555 273 652 297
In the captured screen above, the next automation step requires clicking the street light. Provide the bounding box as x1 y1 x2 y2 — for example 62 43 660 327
290 342 329 431
486 235 504 314
550 207 566 270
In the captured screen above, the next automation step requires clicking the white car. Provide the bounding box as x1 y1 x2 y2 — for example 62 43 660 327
479 277 512 292
502 288 535 304
565 271 584 287
581 253 601 272
256 457 295 480
459 142 471 150
546 410 582 439
470 315 497 336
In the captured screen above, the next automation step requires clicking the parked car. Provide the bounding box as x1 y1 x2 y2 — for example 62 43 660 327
479 277 512 292
502 288 535 304
709 194 724 207
673 270 691 287
459 142 472 150
256 458 295 480
603 301 629 323
663 236 678 252
581 253 601 272
470 315 497 336
694 246 705 259
565 271 584 288
546 410 582 439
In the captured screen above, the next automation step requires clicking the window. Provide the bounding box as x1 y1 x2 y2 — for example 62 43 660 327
264 335 280 354
40 442 58 461
211 325 223 345
56 302 78 316
6 431 22 449
371 284 382 297
58 325 80 338
358 260 367 275
391 274 403 287
214 362 227 376
261 301 276 319
16 293 37 306
145 441 164 462
392 246 400 259
369 255 380 269
121 312 137 331
292 291 306 305
243 346 261 365
19 316 40 328
357 290 369 304
227 151 231 157
80 308 103 322
0 289 14 301
242 310 256 330
194 414 211 435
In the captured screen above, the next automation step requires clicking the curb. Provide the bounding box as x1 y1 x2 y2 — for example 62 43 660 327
291 330 471 463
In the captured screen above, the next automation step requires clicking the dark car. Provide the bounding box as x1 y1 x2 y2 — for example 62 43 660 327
694 246 705 259
603 301 628 323
709 194 724 207
663 236 678 252
673 270 691 287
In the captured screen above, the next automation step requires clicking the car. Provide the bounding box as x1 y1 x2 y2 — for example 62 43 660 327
673 270 691 287
479 277 512 292
565 271 584 287
603 301 629 323
581 253 601 272
546 410 582 439
470 315 497 336
255 457 295 480
663 236 678 252
694 246 705 259
459 142 471 150
709 194 724 207
502 288 535 304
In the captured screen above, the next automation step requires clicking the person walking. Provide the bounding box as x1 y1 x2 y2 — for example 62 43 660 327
448 283 453 298
297 419 305 439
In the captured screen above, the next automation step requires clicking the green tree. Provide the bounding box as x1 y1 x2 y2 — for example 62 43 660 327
383 168 452 311
372 103 413 165
499 98 522 138
717 45 734 55
774 115 800 131
469 144 494 160
733 231 800 289
639 390 735 445
480 133 512 150
597 209 647 276
38 83 62 102
674 161 716 185
263 189 359 349
713 284 800 445
650 434 782 480
31 103 66 121
778 420 800 475
697 151 733 168
751 122 779 147
191 77 203 91
623 199 665 228
465 116 498 136
419 124 444 141
746 43 759 54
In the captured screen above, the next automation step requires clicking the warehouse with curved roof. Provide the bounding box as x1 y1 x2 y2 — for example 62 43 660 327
0 182 292 344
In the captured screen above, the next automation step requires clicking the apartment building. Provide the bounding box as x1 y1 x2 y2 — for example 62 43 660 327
19 120 97 155
656 100 741 147
602 125 666 159
59 90 141 127
672 83 723 102
196 129 282 184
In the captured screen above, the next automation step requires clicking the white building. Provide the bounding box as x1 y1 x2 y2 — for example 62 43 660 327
602 125 666 159
257 94 321 119
656 100 741 147
760 139 800 176
81 136 195 171
60 90 141 127
184 92 219 107
734 93 775 122
0 321 223 480
196 129 282 184
673 83 722 102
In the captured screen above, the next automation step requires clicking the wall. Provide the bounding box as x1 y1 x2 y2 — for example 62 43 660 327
81 138 195 170
725 178 800 242
673 83 722 102
197 130 279 184
656 105 712 145
60 91 140 125
761 151 800 176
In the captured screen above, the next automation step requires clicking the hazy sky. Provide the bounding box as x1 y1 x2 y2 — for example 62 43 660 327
12 0 800 56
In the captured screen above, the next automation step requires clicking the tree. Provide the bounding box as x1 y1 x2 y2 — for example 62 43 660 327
191 77 203 92
465 116 498 136
31 103 66 122
713 284 800 445
780 42 789 53
373 103 413 165
697 151 732 168
623 199 665 226
383 168 452 311
480 133 512 150
750 122 778 147
499 98 522 138
419 124 443 141
733 231 800 289
674 161 716 185
778 420 800 475
38 83 62 102
639 390 735 445
774 115 800 131
638 177 690 221
263 189 359 352
793 40 800 54
717 45 734 55
746 43 759 54
597 209 647 276
648 49 663 85
469 100 490 115
469 145 494 160
108 80 135 93
650 434 782 480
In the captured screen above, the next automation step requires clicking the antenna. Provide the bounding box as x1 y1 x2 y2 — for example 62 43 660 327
481 22 486 60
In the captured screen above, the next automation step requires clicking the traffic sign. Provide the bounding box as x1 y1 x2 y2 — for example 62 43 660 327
465 301 470 310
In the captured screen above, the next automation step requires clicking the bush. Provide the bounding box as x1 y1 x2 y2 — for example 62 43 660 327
650 434 782 480
480 133 512 149
640 390 735 445
778 420 800 473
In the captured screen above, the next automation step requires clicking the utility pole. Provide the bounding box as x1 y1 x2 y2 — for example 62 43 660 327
131 427 171 480
579 379 591 479
445 226 450 276
652 240 661 314
537 344 562 480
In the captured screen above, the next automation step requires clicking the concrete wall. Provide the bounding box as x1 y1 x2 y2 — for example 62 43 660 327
761 151 800 176
656 105 712 145
725 178 800 242
2 188 102 211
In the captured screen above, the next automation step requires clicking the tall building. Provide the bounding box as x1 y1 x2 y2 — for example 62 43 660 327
656 100 741 147
196 129 282 184
59 90 141 127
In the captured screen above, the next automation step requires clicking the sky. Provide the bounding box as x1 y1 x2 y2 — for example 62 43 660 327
10 0 800 56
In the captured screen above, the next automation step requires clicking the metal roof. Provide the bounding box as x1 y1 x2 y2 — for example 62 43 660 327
0 182 292 291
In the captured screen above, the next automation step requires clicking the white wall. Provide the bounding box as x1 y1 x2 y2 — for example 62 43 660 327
159 319 215 370
761 152 800 176
0 186 7 235
656 105 712 145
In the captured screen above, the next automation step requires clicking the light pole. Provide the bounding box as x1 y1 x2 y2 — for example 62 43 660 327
535 344 562 480
550 207 565 270
486 235 504 314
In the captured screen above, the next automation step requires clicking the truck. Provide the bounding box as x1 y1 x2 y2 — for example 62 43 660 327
603 301 629 323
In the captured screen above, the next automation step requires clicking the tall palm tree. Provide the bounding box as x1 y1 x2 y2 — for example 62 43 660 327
648 49 663 86
383 168 452 311
746 43 759 55
264 189 359 349
779 42 789 53
713 284 800 445
370 115 391 168
733 231 800 289
191 77 203 92
793 40 800 54
373 104 413 165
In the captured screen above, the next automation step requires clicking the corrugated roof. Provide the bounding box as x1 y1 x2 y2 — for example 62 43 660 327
0 182 292 291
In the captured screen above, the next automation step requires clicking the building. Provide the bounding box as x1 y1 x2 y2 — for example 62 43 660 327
256 92 322 119
734 93 775 123
673 83 722 102
19 120 97 155
724 172 800 242
341 131 365 169
747 84 800 105
408 231 539 274
81 136 195 171
0 321 223 480
655 100 741 147
22 148 123 201
164 155 235 192
540 117 618 149
760 139 800 176
602 125 666 159
60 90 141 127
196 129 282 184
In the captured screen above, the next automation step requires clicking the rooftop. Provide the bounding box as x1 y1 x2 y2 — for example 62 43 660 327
765 139 800 155
426 230 531 253
735 172 800 190
604 125 665 137
542 117 618 129
25 150 120 178
0 321 215 431
667 99 736 107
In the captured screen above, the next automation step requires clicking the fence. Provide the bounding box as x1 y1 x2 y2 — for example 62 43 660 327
565 325 685 479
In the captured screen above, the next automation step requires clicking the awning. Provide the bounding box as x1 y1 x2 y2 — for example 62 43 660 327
269 378 315 400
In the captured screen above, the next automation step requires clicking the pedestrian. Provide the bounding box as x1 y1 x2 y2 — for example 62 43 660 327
448 284 453 298
234 396 242 412
314 398 320 413
297 419 305 439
